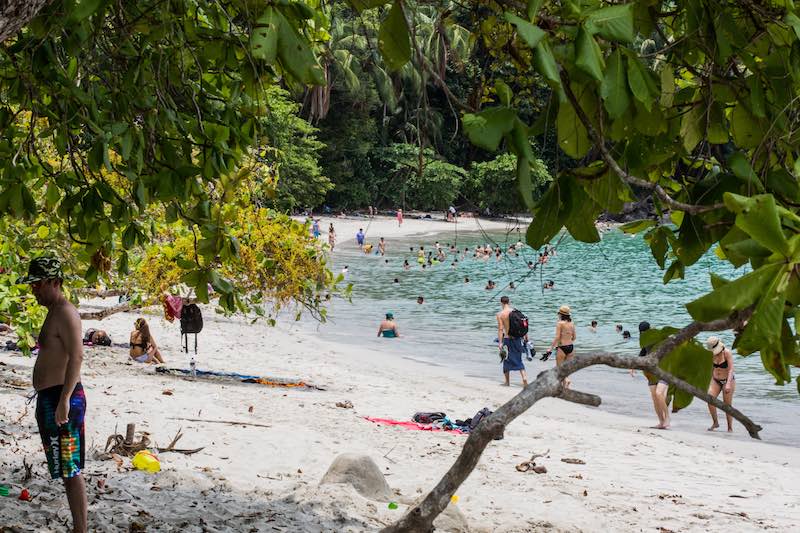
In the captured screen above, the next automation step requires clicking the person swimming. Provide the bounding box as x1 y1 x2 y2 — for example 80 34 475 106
464 276 470 283
622 330 631 339
403 260 410 270
393 278 399 283
377 312 400 338
616 324 623 333
589 320 598 333
417 296 424 304
485 280 496 290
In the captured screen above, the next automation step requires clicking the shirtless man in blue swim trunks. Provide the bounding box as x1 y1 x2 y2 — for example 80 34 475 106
496 296 528 387
18 257 88 532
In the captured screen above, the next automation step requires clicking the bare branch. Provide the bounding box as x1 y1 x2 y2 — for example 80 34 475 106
558 71 725 216
75 288 127 298
558 388 601 407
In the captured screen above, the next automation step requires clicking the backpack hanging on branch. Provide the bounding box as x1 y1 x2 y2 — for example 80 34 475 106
180 303 203 354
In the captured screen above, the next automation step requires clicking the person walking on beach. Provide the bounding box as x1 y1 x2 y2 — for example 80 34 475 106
545 305 576 388
18 258 88 532
312 219 321 239
328 223 336 250
396 208 403 226
705 336 736 432
496 296 529 387
377 312 400 338
632 321 669 429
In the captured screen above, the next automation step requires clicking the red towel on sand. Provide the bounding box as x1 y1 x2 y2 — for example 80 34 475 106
363 417 464 434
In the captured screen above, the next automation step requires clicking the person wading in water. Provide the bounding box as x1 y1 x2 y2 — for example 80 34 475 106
545 305 576 388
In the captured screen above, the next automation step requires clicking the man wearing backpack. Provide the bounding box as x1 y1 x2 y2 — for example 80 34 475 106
496 296 529 387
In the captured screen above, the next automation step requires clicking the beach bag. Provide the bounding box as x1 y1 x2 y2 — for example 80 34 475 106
508 309 529 338
180 304 203 334
180 303 203 355
412 412 446 424
469 408 493 430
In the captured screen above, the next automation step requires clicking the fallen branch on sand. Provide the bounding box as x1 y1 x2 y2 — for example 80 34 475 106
168 417 271 428
384 311 762 532
155 428 205 455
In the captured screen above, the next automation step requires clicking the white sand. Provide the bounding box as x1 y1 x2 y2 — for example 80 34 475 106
1 216 798 532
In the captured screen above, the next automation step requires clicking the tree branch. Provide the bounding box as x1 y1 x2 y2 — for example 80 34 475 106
558 70 725 215
79 301 143 320
75 288 127 298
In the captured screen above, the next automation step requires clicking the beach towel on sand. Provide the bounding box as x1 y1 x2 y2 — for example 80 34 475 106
363 417 465 434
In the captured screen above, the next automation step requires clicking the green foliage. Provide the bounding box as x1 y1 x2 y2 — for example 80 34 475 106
377 143 466 210
467 153 550 214
260 87 332 210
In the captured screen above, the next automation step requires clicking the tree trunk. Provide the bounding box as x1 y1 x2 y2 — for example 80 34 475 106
0 0 53 43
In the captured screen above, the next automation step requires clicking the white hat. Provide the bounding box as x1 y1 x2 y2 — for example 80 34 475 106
705 336 725 355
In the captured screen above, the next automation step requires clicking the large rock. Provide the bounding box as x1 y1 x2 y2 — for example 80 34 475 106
320 453 392 502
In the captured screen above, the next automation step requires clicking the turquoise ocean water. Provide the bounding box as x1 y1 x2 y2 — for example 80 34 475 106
310 223 800 445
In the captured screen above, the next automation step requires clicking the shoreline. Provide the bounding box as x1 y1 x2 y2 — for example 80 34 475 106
1 217 798 531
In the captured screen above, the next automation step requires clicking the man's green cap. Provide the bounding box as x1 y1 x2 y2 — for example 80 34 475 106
16 257 64 284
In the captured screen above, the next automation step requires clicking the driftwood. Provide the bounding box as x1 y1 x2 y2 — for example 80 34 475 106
168 417 271 428
155 428 205 455
75 288 127 298
384 311 761 532
78 297 198 321
100 423 150 458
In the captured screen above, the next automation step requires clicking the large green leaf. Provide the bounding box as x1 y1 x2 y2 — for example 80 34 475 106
533 40 561 89
662 340 712 411
250 7 279 62
378 2 412 71
504 12 546 49
626 54 657 110
724 192 790 256
685 262 784 321
585 4 635 42
575 26 605 81
516 158 534 210
462 107 517 151
527 183 562 248
556 85 594 159
69 0 104 23
680 104 704 152
736 266 789 355
730 103 763 149
600 50 630 119
275 10 325 84
562 175 600 243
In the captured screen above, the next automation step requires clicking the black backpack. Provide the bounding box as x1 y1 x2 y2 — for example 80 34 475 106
508 309 529 338
180 304 203 354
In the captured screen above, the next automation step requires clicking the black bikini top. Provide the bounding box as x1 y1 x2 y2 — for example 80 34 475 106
713 359 729 369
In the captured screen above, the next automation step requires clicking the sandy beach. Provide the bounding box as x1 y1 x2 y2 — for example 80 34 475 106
1 216 799 532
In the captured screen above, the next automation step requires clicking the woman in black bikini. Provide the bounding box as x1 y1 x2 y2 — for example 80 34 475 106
547 305 576 387
705 336 735 432
130 318 165 364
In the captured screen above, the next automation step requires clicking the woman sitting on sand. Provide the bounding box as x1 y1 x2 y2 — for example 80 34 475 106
130 318 165 364
377 312 400 338
705 336 735 432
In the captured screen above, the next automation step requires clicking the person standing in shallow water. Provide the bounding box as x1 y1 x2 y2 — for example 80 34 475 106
496 296 528 387
705 336 736 432
547 305 576 388
18 258 88 532
328 223 336 250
